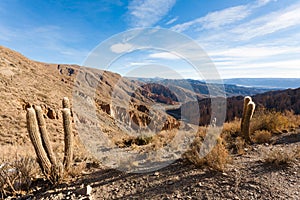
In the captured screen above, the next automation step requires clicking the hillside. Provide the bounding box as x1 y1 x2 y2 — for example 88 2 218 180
0 46 198 173
135 78 273 100
0 46 299 199
167 87 300 126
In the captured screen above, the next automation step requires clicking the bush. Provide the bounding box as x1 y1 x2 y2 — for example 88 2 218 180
117 135 153 147
252 130 272 144
234 136 246 155
222 118 241 137
251 109 290 134
0 156 38 198
183 129 230 171
263 147 299 166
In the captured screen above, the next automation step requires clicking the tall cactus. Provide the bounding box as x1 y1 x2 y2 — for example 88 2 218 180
62 107 73 171
35 105 57 166
62 97 70 109
241 96 251 132
26 107 52 177
26 97 74 184
241 97 256 143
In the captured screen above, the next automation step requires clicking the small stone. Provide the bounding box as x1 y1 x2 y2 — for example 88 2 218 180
76 185 92 196
249 184 260 190
154 172 159 176
167 180 174 185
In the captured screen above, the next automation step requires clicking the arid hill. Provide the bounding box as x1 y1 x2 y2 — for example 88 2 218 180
0 46 181 149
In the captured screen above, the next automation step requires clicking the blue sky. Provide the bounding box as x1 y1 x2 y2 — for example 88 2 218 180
0 0 300 79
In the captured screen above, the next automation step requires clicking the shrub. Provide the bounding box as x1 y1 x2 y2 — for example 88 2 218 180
0 156 38 198
222 118 241 137
263 147 299 166
251 109 290 134
184 129 230 171
117 135 153 147
234 136 246 155
252 130 272 144
283 110 300 129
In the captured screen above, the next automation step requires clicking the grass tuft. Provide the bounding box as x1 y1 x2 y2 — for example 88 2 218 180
252 130 272 144
0 156 38 198
263 147 300 166
184 129 231 172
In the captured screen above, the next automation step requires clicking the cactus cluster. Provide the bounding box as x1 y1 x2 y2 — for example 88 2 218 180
26 97 73 184
240 96 256 143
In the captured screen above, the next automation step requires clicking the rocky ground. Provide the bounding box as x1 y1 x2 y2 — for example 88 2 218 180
8 130 298 200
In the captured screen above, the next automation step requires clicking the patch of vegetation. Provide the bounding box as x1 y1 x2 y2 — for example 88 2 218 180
0 156 38 198
252 130 272 144
263 147 300 166
183 129 231 172
251 109 291 134
117 135 153 147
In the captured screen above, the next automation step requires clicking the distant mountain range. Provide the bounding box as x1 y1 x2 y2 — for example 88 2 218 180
223 78 300 89
134 78 274 100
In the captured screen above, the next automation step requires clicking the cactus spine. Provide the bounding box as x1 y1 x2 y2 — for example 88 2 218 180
241 96 256 143
62 107 73 171
26 107 52 177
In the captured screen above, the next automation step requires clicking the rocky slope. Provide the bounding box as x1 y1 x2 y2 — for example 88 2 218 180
167 87 300 126
0 46 181 151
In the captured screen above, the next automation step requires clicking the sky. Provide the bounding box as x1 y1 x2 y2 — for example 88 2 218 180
0 0 300 79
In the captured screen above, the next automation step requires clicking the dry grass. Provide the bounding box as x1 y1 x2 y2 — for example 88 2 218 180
282 110 300 129
252 130 272 144
234 136 246 155
221 110 300 147
222 118 241 138
184 128 231 171
221 119 248 154
251 109 293 134
263 146 300 166
0 156 38 198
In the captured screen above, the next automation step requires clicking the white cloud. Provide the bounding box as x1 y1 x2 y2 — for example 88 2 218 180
129 62 154 66
127 0 176 27
170 0 276 33
209 46 300 59
148 52 180 60
110 43 134 53
216 59 300 78
231 2 300 40
166 16 178 25
171 5 251 32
